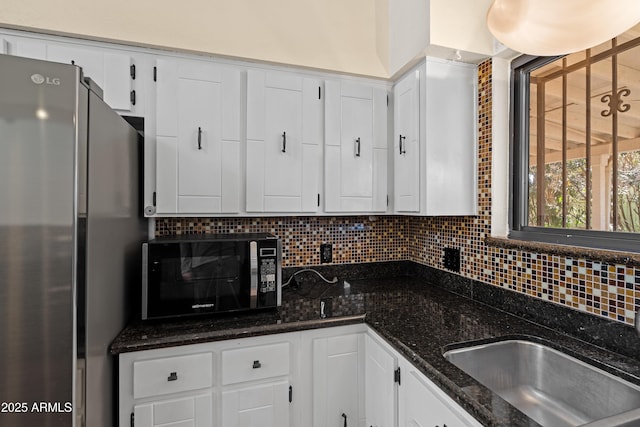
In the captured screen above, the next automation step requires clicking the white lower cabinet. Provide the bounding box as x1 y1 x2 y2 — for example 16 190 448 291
365 333 396 427
119 326 480 427
399 364 481 427
134 393 213 427
366 329 481 427
119 333 298 427
222 380 290 427
398 355 481 427
311 332 365 427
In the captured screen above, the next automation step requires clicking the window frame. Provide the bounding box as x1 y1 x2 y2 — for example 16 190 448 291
509 55 640 253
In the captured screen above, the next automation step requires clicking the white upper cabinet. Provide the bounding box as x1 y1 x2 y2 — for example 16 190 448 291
47 44 134 112
154 57 241 215
393 69 420 213
325 81 388 212
422 58 478 216
7 34 140 115
393 58 478 216
246 70 323 213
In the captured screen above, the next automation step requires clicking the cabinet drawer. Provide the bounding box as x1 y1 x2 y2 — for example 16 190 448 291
222 342 290 385
133 352 213 399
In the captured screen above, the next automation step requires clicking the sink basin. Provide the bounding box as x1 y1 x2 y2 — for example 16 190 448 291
443 339 640 427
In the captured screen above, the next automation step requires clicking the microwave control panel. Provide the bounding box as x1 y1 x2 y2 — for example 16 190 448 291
259 258 277 292
259 247 278 294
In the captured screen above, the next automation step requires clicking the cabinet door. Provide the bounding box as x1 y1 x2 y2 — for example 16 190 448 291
155 58 241 214
424 59 478 216
47 44 135 112
365 334 396 427
134 393 213 427
312 333 364 427
13 39 47 59
246 70 322 212
394 69 420 212
222 380 290 427
325 80 388 212
399 360 480 427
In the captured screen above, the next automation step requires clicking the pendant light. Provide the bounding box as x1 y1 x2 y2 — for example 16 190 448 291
487 0 640 56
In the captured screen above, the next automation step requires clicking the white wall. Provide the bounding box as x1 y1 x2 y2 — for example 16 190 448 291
428 0 494 60
491 57 511 237
0 0 495 77
387 0 430 76
383 0 494 77
0 0 388 77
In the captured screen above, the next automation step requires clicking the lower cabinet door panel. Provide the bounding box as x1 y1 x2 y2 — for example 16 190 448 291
133 393 212 427
400 364 480 427
312 333 364 427
222 380 290 427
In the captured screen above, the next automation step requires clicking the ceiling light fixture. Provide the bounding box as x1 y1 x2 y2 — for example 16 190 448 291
486 0 640 56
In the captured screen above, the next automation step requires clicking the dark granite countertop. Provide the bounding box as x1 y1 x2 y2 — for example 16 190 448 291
110 271 640 427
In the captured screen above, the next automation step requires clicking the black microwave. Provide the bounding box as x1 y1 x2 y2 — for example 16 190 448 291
142 233 282 320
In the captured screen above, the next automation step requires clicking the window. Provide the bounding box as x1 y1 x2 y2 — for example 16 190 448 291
510 25 640 252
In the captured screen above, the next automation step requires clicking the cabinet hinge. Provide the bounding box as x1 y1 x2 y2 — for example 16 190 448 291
153 191 157 207
318 86 321 100
153 66 157 82
387 195 389 206
386 94 389 106
130 411 135 427
394 367 401 385
130 90 136 106
130 64 136 80
289 385 293 403
317 193 320 207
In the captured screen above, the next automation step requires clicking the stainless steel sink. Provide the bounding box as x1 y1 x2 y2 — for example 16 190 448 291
443 339 640 427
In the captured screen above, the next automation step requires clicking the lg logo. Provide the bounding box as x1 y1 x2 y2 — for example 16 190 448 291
31 74 61 86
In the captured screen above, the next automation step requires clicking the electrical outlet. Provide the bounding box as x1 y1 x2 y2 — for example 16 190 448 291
320 243 332 263
443 248 461 272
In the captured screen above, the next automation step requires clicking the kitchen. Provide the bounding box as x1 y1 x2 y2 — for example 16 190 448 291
1 1 640 426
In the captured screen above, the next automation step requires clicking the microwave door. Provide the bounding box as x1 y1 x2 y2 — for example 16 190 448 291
182 242 250 312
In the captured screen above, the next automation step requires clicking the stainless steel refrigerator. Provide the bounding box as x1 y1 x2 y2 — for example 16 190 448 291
0 54 146 427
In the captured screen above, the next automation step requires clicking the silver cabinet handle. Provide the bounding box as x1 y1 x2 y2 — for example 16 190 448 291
167 372 178 381
197 127 202 150
399 134 406 155
355 137 361 157
282 131 287 153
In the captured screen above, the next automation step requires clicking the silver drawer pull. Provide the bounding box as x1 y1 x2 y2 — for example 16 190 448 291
252 360 262 369
167 372 178 381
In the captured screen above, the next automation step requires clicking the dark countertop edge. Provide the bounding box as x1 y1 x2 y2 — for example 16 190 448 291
485 236 640 267
109 314 366 355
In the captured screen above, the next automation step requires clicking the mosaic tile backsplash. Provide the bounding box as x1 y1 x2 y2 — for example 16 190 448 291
156 59 640 326
155 216 408 266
